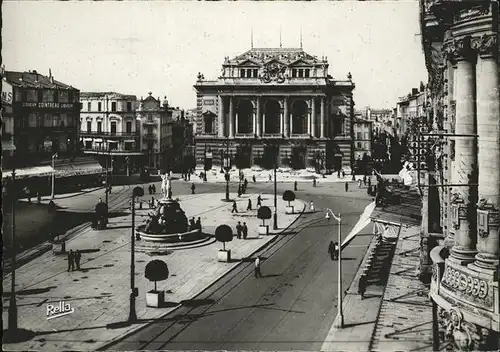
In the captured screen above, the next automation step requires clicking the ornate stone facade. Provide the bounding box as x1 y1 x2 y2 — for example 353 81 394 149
421 0 499 350
193 47 355 171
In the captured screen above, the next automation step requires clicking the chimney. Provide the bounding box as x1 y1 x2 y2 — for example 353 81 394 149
49 68 54 83
412 88 418 95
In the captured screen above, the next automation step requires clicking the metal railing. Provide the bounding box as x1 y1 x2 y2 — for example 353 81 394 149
80 131 141 137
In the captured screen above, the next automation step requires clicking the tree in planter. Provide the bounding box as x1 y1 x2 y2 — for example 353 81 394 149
282 190 296 207
215 224 233 251
257 206 272 226
145 259 169 292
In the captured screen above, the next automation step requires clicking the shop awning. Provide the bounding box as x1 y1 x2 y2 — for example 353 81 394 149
341 201 376 249
2 165 55 180
55 162 104 177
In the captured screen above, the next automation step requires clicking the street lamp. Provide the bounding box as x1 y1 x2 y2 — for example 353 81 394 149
129 186 144 323
273 146 278 230
50 153 58 200
8 169 18 332
325 208 344 329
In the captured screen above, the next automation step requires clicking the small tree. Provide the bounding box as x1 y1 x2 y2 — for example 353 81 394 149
145 259 169 292
282 190 296 207
215 224 233 251
257 206 272 226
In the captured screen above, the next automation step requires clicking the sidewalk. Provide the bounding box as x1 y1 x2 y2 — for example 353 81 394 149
321 225 433 352
2 193 305 351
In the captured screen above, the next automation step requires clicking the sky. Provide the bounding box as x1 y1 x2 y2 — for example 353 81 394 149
3 1 427 111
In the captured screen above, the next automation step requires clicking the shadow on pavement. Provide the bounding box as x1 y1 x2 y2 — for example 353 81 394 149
344 320 377 328
3 286 57 297
80 249 101 254
180 298 215 307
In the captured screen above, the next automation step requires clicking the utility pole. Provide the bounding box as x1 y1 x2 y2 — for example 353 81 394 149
8 169 18 332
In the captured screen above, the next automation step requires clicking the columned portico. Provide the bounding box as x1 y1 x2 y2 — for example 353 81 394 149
194 46 355 172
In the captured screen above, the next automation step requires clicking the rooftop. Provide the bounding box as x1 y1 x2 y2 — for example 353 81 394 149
4 70 77 90
226 47 327 65
80 92 137 100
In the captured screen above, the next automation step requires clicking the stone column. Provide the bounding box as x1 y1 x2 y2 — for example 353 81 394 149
229 96 234 138
444 58 455 249
320 96 325 138
311 97 316 138
280 109 284 135
284 97 289 137
235 113 239 135
263 113 266 135
218 96 225 137
448 37 478 264
307 102 312 136
472 34 500 270
252 107 257 136
290 112 293 135
256 98 261 137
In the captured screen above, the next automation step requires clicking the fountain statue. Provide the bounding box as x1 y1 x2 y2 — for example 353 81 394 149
161 173 171 199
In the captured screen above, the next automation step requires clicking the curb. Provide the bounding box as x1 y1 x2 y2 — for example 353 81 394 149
97 199 307 350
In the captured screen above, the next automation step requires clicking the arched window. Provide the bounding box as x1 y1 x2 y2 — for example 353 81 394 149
203 111 215 134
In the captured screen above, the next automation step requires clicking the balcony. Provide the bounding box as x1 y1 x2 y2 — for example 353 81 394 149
290 133 311 139
80 131 140 138
262 133 284 139
235 133 256 139
143 119 157 125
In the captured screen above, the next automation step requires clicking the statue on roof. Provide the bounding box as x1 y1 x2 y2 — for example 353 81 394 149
348 72 352 80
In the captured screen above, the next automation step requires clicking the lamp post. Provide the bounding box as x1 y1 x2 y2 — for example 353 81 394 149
8 169 18 332
273 145 278 230
129 186 144 323
325 208 344 329
224 137 230 201
50 153 58 200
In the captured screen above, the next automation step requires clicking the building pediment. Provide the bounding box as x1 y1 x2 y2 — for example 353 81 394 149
289 59 312 67
236 59 261 67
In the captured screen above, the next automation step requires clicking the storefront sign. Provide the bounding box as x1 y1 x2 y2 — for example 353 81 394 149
20 102 78 109
2 79 13 105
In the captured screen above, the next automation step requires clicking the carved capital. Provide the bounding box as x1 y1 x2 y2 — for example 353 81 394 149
471 34 498 59
444 36 475 62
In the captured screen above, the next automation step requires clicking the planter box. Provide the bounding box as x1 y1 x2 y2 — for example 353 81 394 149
217 249 231 262
285 205 295 214
146 290 165 308
258 225 269 235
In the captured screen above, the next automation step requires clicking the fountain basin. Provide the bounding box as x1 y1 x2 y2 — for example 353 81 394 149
136 226 205 243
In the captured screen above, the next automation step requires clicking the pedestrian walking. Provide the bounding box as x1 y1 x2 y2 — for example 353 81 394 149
242 222 248 239
37 192 42 204
254 256 263 278
313 178 317 187
342 170 346 178
188 172 191 181
152 184 156 193
67 250 75 272
247 199 252 211
363 175 367 186
257 194 262 207
244 178 248 189
358 179 362 188
328 240 335 261
236 221 242 239
358 274 367 300
294 181 298 191
75 250 82 270
252 175 256 183
189 217 196 231
196 217 202 232
148 185 152 194
310 200 315 212
231 200 238 213
191 183 196 194
269 174 272 182
237 185 242 197
345 182 349 192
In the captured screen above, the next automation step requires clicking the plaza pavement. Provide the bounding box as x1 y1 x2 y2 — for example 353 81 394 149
320 225 433 352
2 193 305 351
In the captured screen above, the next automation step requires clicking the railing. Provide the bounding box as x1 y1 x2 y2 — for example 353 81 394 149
262 133 284 139
143 119 157 125
290 133 310 139
80 131 141 137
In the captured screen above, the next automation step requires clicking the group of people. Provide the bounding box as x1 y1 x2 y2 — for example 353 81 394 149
235 221 249 239
189 217 202 232
148 184 157 195
328 241 340 260
237 178 249 197
231 194 263 214
67 249 82 272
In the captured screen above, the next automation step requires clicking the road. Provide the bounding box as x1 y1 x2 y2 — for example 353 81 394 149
106 179 373 351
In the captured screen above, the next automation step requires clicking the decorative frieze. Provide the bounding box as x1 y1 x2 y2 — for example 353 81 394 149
437 305 493 351
441 265 489 299
454 4 490 22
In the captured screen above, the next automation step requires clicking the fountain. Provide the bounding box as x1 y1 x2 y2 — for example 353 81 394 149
136 174 207 244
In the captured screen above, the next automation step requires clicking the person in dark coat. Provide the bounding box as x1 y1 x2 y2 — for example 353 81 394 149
257 194 262 207
189 217 196 231
242 222 248 239
196 217 202 232
236 221 242 239
254 256 262 278
244 178 248 189
333 242 340 260
237 185 242 198
294 181 298 191
231 200 238 213
37 192 42 204
252 175 256 183
247 199 252 211
345 182 349 192
191 183 196 194
358 274 367 300
313 178 317 187
75 250 82 270
152 184 156 194
328 241 335 261
67 250 75 272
